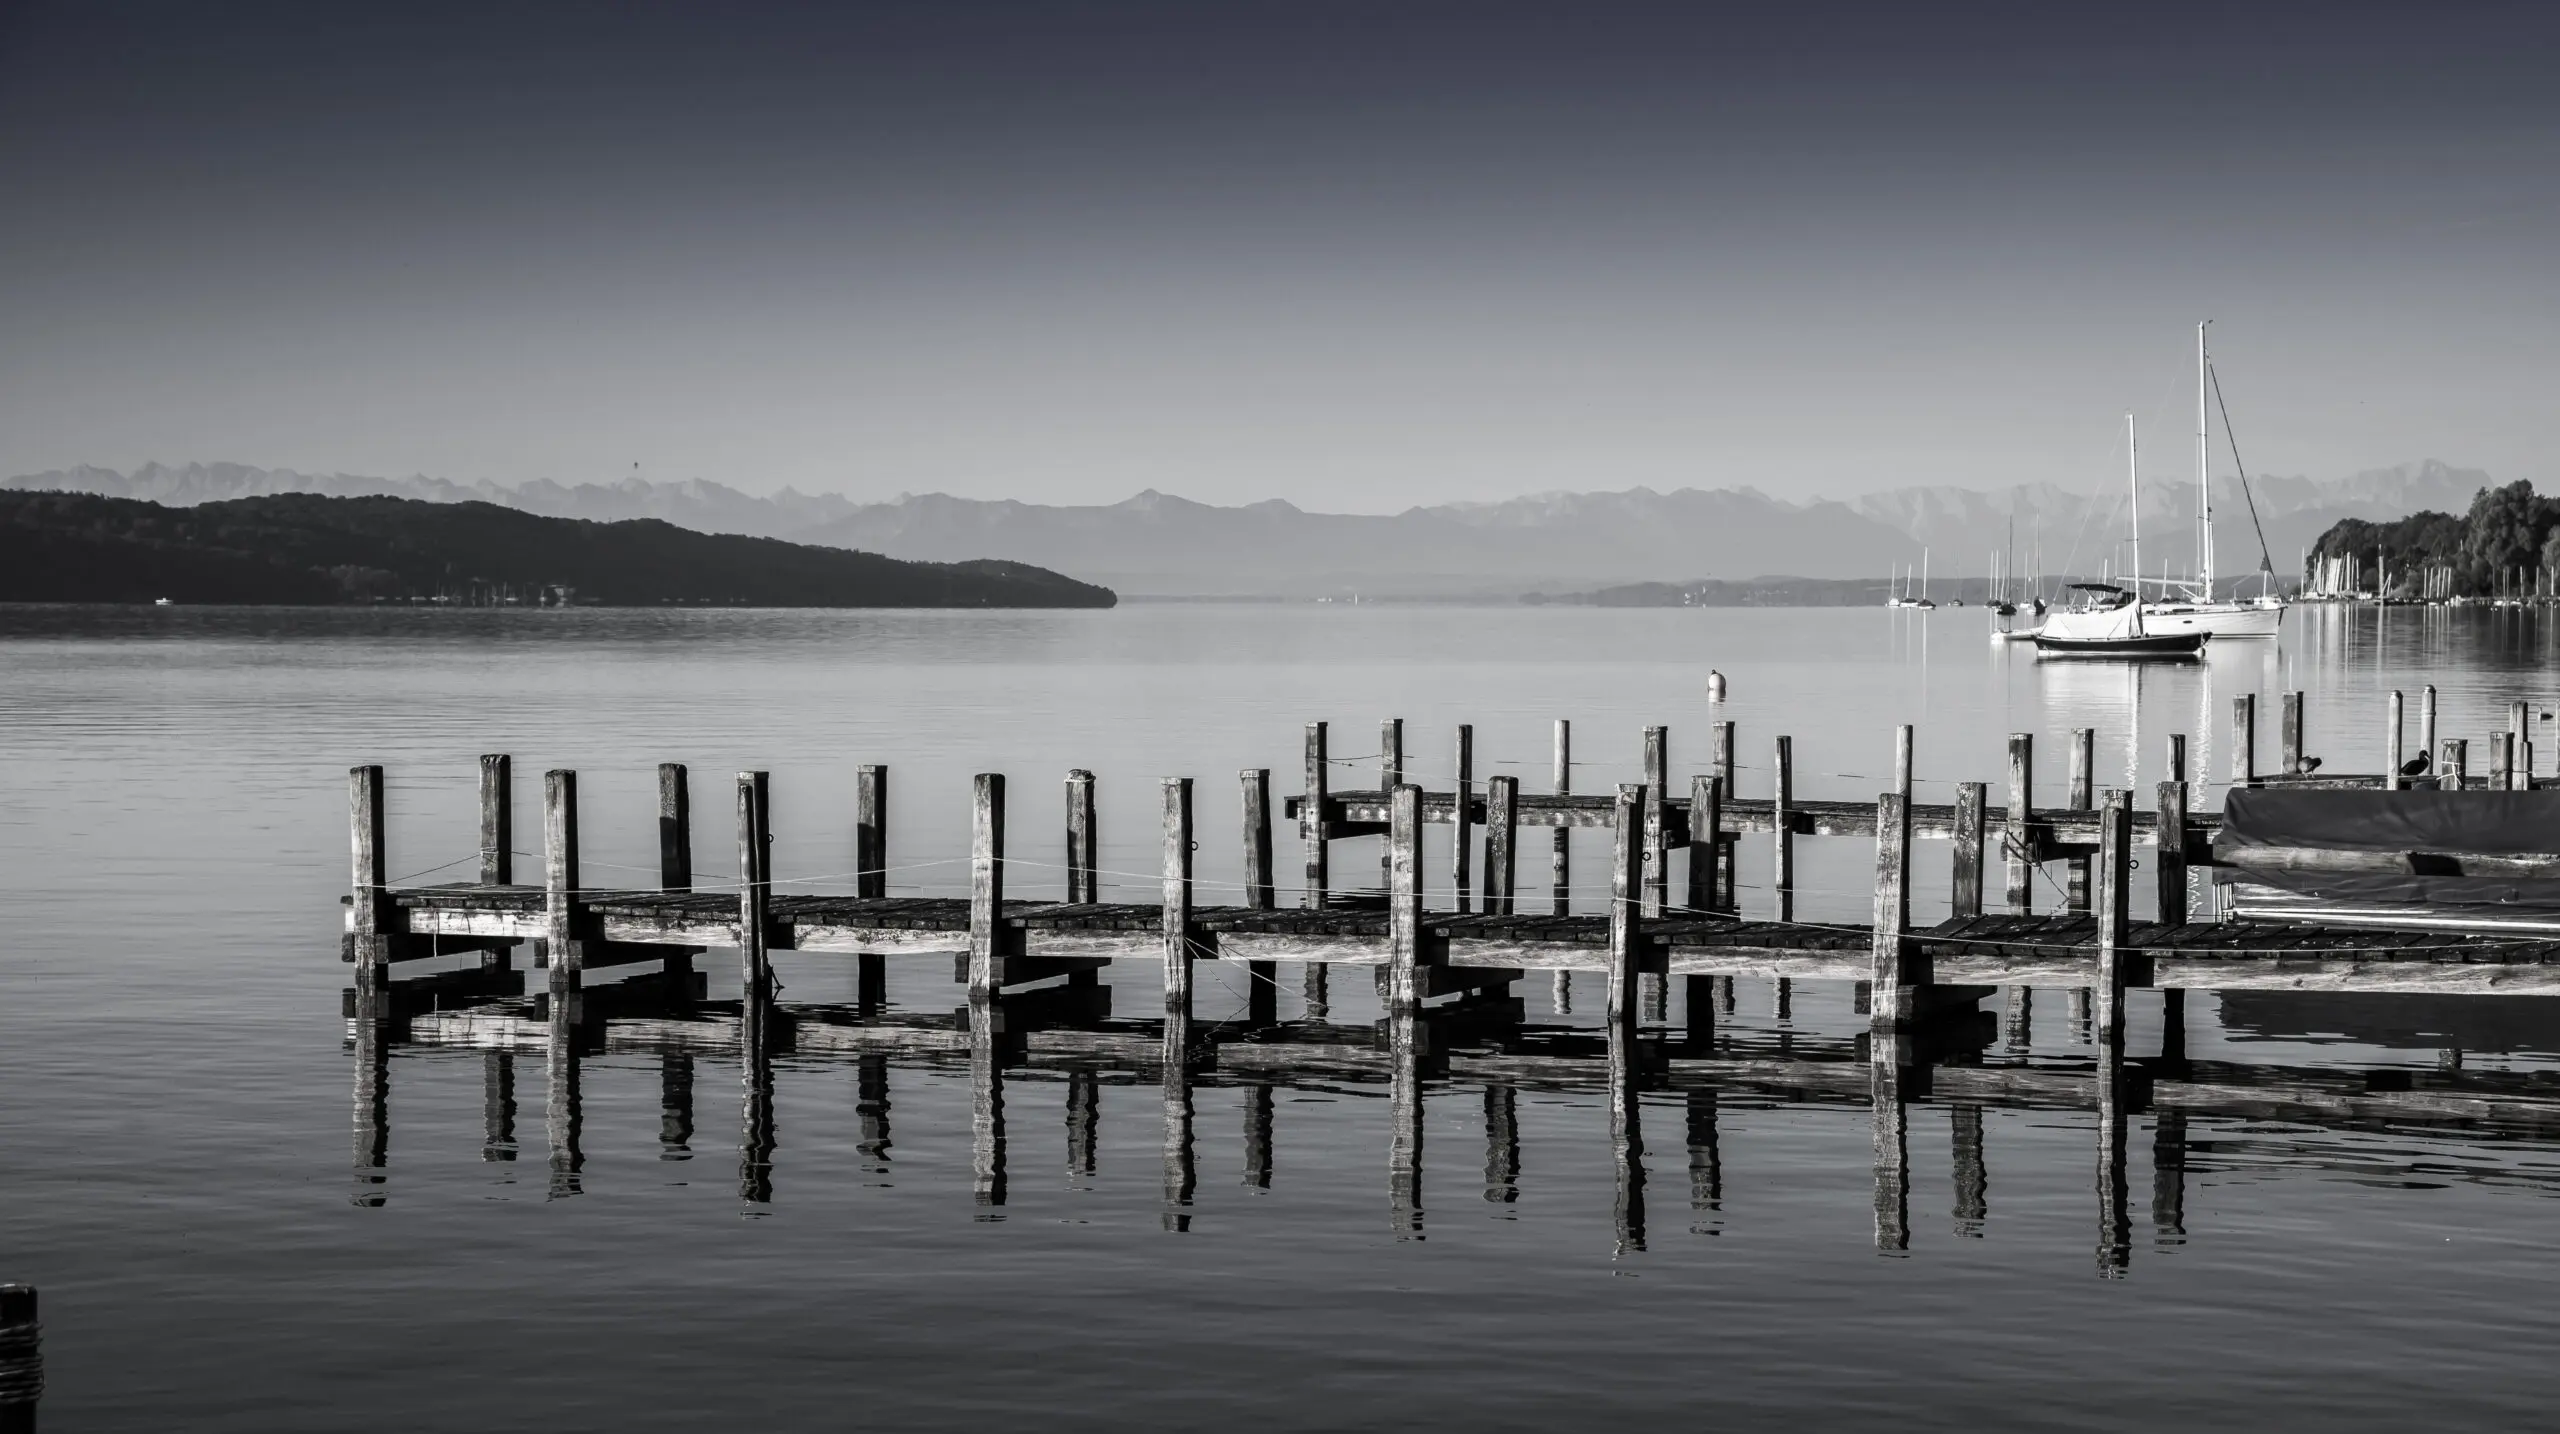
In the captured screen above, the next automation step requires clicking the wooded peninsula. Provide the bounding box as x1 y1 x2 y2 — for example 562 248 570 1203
0 492 1117 607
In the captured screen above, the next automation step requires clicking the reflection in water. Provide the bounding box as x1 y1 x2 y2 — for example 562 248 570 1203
347 967 2560 1274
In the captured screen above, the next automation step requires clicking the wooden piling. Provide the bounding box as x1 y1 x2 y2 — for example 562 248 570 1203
2005 734 2034 916
1067 769 1098 903
1687 775 1723 914
856 765 888 899
1607 784 1645 1027
479 754 513 885
2420 684 2439 772
1772 736 1795 922
2166 733 2187 787
1387 783 1423 1011
2386 691 2405 791
1643 725 1669 918
1551 719 1572 916
2156 778 2189 926
737 771 771 1006
543 769 580 979
1240 768 1274 909
1893 724 1914 802
2067 728 2094 913
2094 789 2131 1046
2444 738 2469 792
969 774 1005 998
1 1284 41 1425
1453 725 1475 912
1950 781 1986 919
2233 694 2258 787
655 763 689 891
1711 720 1737 909
1162 776 1195 1016
348 765 388 972
1869 791 1913 1024
1379 718 1403 892
1302 722 1329 910
1485 775 1520 916
2282 690 2304 774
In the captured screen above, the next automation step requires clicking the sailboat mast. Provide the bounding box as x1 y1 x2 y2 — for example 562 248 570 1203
2197 321 2214 599
2127 411 2142 596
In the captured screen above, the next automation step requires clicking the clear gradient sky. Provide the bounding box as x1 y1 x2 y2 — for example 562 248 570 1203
2 1 2553 510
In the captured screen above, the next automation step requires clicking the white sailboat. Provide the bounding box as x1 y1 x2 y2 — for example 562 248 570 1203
2034 412 2205 659
2141 322 2285 639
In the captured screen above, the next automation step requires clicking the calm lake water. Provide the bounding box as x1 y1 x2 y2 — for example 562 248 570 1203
5 601 2560 1430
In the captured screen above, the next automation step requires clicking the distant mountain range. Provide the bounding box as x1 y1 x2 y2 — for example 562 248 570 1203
6 459 2498 597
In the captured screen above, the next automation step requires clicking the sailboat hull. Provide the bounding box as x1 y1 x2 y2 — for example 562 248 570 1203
2033 632 2206 659
2141 602 2285 639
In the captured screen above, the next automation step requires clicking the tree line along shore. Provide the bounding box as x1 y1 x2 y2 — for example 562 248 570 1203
0 491 1117 608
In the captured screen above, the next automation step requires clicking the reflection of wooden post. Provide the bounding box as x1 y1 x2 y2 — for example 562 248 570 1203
1386 784 1423 1011
2005 734 2034 915
2096 1037 2130 1275
1162 777 1195 1016
486 1049 520 1163
969 993 1004 1211
1484 776 1519 915
350 996 389 1206
1950 781 1986 919
969 774 1006 998
1388 1006 1422 1238
2094 790 2131 1046
1869 793 1913 1024
1244 1084 1275 1191
654 1051 688 1161
480 754 513 885
1482 1085 1519 1205
1871 1051 1909 1254
1163 1010 1197 1233
1606 1011 1647 1254
1608 785 1645 1027
1951 1103 1987 1236
1552 720 1573 915
1067 769 1098 903
740 1025 776 1206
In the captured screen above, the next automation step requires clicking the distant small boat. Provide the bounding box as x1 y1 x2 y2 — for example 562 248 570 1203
153 597 173 606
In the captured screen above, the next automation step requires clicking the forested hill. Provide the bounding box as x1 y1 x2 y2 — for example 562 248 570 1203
0 492 1117 607
2309 480 2554 597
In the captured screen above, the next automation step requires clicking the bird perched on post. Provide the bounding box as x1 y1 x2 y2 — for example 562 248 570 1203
2399 755 2431 777
2295 756 2323 775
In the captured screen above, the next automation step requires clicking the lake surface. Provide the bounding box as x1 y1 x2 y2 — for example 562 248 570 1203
5 601 2560 1430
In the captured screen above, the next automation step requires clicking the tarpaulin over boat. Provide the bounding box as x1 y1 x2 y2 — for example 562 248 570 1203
2214 788 2560 913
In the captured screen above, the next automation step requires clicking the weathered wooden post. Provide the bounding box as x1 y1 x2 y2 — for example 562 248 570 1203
2156 778 2190 925
2420 685 2439 770
1868 791 1913 1025
543 769 581 982
348 765 389 979
658 762 694 988
1950 780 1987 919
2281 690 2305 775
855 763 888 1007
1301 722 1329 908
1772 736 1796 922
1485 774 1520 915
1712 718 1738 909
2232 694 2258 787
2497 731 2518 792
2444 738 2469 792
1893 724 1915 803
2165 733 2187 789
1379 718 1404 892
1643 725 1670 918
1607 784 1645 1028
2386 690 2406 791
480 754 513 885
1 1284 43 1428
1242 768 1279 1022
1453 725 1475 911
2005 734 2035 915
1687 775 1723 914
2067 728 2095 912
1162 777 1195 1017
1551 719 1572 916
737 772 773 1050
2513 702 2530 786
1067 769 1098 902
2094 789 2132 1046
968 774 1006 999
1387 783 1423 1011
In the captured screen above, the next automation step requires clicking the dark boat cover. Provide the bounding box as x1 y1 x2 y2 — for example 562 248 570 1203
2215 788 2560 912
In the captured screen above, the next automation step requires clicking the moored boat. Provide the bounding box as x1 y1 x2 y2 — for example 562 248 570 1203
2033 583 2206 659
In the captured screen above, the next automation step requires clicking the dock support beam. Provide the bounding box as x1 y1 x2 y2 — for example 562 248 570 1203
1869 792 1913 1024
2004 734 2034 916
1162 777 1195 1018
1950 780 1986 919
969 774 1005 999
